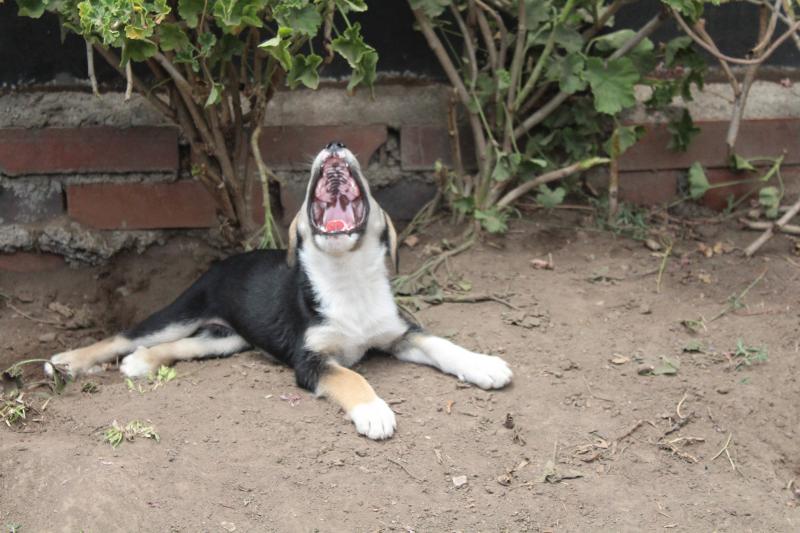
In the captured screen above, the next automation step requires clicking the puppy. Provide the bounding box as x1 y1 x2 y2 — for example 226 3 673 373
46 142 512 439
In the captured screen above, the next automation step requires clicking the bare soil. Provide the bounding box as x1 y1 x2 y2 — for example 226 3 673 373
2 213 799 532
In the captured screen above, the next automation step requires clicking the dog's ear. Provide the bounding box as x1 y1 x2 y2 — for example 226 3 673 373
286 212 300 267
382 210 399 274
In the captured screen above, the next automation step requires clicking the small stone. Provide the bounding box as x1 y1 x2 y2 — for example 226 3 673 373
644 238 661 251
452 475 468 488
716 387 731 395
220 521 236 532
38 332 57 343
639 303 652 315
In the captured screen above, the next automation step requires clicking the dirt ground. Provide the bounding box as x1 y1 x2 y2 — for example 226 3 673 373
1 211 799 532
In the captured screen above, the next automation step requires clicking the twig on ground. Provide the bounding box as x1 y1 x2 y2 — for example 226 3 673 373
709 268 767 322
710 433 738 472
745 196 800 256
741 219 800 234
387 458 424 482
676 391 688 419
582 376 614 403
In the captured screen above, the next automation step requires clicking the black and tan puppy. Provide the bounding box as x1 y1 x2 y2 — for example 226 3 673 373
46 142 512 439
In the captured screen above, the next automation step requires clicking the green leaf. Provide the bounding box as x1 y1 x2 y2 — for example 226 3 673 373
197 31 217 58
550 54 586 95
535 185 566 208
665 36 693 67
584 57 639 115
474 208 508 234
178 0 205 28
492 156 512 182
688 162 709 200
274 1 322 37
552 25 583 54
759 186 781 218
667 109 700 152
603 125 643 158
288 53 323 89
158 23 190 52
331 23 371 67
122 39 157 63
16 0 48 18
662 0 704 21
594 29 655 75
205 83 223 108
259 34 292 71
496 69 511 91
335 0 367 12
524 0 550 28
731 154 756 171
652 357 680 376
346 49 378 91
408 0 449 18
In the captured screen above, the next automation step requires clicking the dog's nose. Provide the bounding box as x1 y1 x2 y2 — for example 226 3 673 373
325 141 346 152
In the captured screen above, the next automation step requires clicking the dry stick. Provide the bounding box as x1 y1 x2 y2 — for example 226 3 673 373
693 21 739 94
671 9 800 65
472 0 498 71
582 376 615 403
495 158 609 209
676 391 688 420
709 268 767 321
656 239 674 294
745 196 800 256
741 219 800 234
387 458 423 482
85 40 99 96
504 0 527 151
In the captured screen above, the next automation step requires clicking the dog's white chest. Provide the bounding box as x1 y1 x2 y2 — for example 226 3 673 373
301 241 406 367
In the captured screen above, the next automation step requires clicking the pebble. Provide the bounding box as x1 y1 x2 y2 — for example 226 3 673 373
38 332 57 343
452 475 468 488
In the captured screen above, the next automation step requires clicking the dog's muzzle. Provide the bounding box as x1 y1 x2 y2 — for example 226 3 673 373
308 145 368 236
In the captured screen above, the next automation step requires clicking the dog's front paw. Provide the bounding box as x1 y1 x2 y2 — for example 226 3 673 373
119 347 158 378
458 354 513 389
348 398 396 440
45 351 96 378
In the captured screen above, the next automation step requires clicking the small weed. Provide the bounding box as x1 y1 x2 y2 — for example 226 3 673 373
6 523 22 533
592 198 651 241
732 339 768 369
103 420 160 448
81 382 99 394
125 378 145 394
682 341 704 353
0 397 27 427
150 365 176 388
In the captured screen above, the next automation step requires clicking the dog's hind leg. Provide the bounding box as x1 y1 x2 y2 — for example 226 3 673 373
391 331 512 390
46 285 210 377
119 326 250 378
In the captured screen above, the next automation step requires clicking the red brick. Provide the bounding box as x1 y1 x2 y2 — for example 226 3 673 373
619 119 800 172
258 125 387 170
618 170 680 205
400 124 476 171
0 252 65 273
67 181 218 229
0 127 179 176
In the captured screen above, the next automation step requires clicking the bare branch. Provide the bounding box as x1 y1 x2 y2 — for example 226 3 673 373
124 60 133 101
671 8 800 65
496 158 609 209
450 4 479 86
410 6 488 172
745 196 800 256
86 40 99 96
92 45 175 120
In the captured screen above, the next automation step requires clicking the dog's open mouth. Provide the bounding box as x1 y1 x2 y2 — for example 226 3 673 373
310 155 367 234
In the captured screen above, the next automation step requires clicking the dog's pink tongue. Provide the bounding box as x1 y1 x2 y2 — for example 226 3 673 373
325 220 345 232
323 196 355 232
